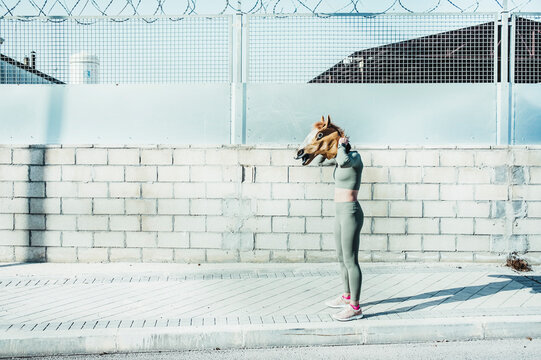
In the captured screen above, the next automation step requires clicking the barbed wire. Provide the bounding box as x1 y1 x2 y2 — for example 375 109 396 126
0 0 536 18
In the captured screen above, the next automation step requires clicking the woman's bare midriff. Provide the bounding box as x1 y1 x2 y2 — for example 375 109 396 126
334 188 358 202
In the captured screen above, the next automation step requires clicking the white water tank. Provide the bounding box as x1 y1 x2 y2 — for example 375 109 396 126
69 52 99 84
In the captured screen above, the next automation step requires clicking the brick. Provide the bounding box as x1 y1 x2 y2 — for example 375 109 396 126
174 249 206 263
158 166 190 182
513 219 541 234
373 218 406 234
77 215 108 231
254 166 288 183
190 232 222 248
126 232 156 247
142 248 174 262
254 233 287 250
373 184 405 200
363 167 388 183
62 231 93 247
15 246 46 262
0 182 12 197
289 233 320 250
76 149 107 164
14 182 45 197
94 232 125 247
423 167 456 183
290 200 321 216
93 166 124 181
440 150 474 166
440 252 474 262
372 252 405 262
30 166 61 181
207 216 237 232
321 167 335 183
271 150 298 166
529 202 541 217
289 167 321 183
458 168 492 184
440 185 474 200
142 183 173 198
408 218 439 234
475 219 505 235
0 148 11 164
204 183 236 199
174 183 206 198
241 183 271 199
93 199 124 215
272 217 305 233
389 201 422 217
406 184 439 200
223 232 254 251
513 185 541 200
404 252 439 262
531 168 541 184
0 246 14 261
321 233 335 250
475 185 508 201
389 235 422 251
240 250 271 262
191 166 222 182
78 183 108 198
206 249 238 262
242 217 271 233
0 165 28 181
62 166 93 181
441 218 474 234
529 235 541 251
12 148 44 166
306 217 333 233
156 199 189 215
321 200 334 216
173 149 205 165
62 199 92 214
78 248 108 262
475 150 508 167
423 235 455 251
423 201 455 217
357 201 386 217
205 148 238 165
456 235 490 251
0 198 28 213
174 216 206 232
110 216 140 231
14 214 45 230
157 232 189 248
238 149 271 165
190 199 222 215
46 247 77 262
0 230 29 245
109 248 141 262
141 149 172 165
0 214 13 230
272 183 305 200
126 166 157 182
271 250 304 262
456 201 490 217
513 149 541 166
141 216 172 231
390 167 422 183
371 150 405 166
406 150 439 166
361 235 388 251
44 148 75 164
46 182 78 197
108 149 139 165
46 215 77 230
222 198 254 217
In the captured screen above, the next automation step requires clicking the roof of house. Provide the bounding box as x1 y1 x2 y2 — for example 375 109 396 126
1 53 65 84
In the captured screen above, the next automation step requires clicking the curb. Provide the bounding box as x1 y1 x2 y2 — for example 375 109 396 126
1 315 541 357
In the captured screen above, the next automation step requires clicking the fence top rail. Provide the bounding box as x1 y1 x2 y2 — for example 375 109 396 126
0 14 233 21
245 12 500 18
512 12 541 16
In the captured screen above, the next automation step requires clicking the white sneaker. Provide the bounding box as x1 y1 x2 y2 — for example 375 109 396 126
325 295 350 308
332 305 364 321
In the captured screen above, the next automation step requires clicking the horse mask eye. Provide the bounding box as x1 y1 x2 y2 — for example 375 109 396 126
317 132 324 140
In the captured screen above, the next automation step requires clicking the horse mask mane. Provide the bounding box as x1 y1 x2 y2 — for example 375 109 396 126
294 115 348 166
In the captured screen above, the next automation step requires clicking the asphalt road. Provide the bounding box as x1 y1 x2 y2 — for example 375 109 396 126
5 338 540 360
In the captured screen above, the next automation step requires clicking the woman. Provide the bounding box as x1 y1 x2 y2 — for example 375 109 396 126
315 135 364 321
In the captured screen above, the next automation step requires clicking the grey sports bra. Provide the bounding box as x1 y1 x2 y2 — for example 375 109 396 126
315 145 363 190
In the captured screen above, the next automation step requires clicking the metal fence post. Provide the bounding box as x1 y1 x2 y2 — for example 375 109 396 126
498 5 511 145
231 13 246 145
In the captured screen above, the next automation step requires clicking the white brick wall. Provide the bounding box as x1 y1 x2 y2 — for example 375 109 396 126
0 145 540 264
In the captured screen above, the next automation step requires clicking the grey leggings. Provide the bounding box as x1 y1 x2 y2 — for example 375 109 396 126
334 201 364 302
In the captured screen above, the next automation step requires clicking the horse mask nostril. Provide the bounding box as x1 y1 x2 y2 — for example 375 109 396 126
297 150 304 157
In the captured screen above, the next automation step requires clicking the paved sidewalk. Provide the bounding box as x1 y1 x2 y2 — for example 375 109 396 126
0 262 540 357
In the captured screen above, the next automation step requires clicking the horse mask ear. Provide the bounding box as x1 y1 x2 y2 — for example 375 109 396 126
321 115 330 129
327 115 332 126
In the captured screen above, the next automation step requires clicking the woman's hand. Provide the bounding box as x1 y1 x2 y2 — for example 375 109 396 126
338 137 349 146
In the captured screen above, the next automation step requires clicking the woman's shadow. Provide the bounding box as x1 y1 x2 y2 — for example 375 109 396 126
363 274 541 319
